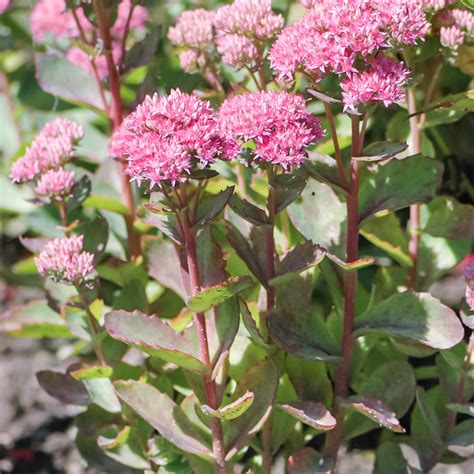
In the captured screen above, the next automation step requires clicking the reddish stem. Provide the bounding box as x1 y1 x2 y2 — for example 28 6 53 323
262 170 277 474
323 115 362 461
407 88 421 290
92 0 141 258
179 195 226 473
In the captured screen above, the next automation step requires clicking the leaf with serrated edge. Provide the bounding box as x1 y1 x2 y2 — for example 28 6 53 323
105 310 205 373
202 391 254 420
339 396 405 433
355 141 408 162
114 380 212 458
326 252 375 270
228 195 268 226
187 276 253 313
277 402 336 431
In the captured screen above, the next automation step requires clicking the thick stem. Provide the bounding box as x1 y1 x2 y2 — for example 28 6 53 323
407 88 421 290
92 0 141 258
179 203 226 473
323 116 362 461
262 170 277 474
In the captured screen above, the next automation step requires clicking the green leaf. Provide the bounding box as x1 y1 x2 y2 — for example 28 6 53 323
356 141 408 162
447 419 474 446
114 380 212 458
97 426 151 470
277 402 336 431
83 195 128 215
288 179 346 255
123 27 160 73
226 220 270 286
360 213 412 268
201 391 254 420
224 358 279 461
70 365 114 380
228 195 269 226
447 403 474 417
35 52 105 110
288 448 333 474
374 443 408 474
66 175 91 212
339 396 405 433
187 276 253 313
0 300 73 338
145 237 185 299
344 361 416 440
358 155 443 222
272 171 308 213
325 253 375 271
417 234 470 290
105 310 206 373
270 242 325 286
268 308 340 362
36 370 91 405
83 377 122 413
421 196 474 240
194 186 234 229
354 292 464 349
285 356 333 406
113 279 148 313
304 151 346 192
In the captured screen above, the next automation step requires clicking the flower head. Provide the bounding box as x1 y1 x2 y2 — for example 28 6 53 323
218 91 324 168
30 0 90 42
270 0 428 81
463 260 474 311
215 34 258 68
214 0 284 39
10 118 84 183
0 0 11 14
168 8 215 49
34 168 76 202
110 89 223 187
341 56 410 113
35 235 95 286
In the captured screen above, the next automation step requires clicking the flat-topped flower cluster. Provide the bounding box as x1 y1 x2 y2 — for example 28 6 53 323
110 89 324 186
30 0 148 78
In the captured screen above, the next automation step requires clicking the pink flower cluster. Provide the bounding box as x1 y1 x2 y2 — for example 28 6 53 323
218 91 323 168
214 0 283 68
110 89 223 186
10 118 83 183
341 56 410 113
463 260 474 311
35 168 76 202
168 9 214 73
35 235 95 286
422 0 456 12
439 9 474 48
31 0 148 78
270 0 428 82
0 0 11 15
169 0 283 71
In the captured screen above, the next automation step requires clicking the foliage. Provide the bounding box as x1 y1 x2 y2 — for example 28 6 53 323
1 0 473 473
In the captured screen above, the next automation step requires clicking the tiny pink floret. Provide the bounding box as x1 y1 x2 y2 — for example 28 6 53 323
35 168 76 202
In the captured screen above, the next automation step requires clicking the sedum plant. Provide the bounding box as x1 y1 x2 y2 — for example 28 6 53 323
1 0 474 472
